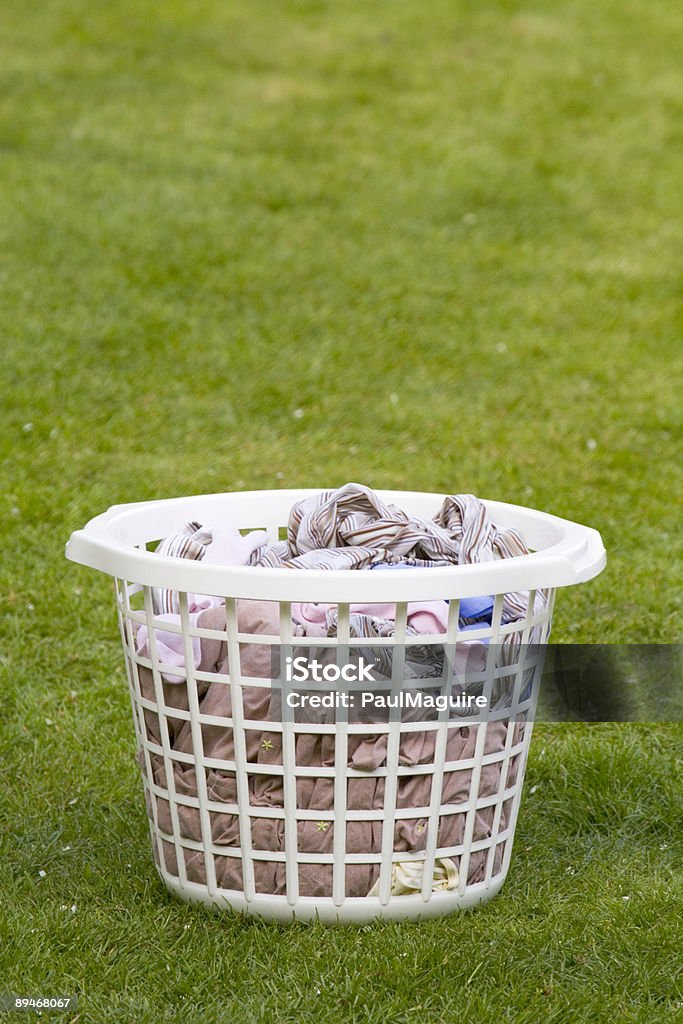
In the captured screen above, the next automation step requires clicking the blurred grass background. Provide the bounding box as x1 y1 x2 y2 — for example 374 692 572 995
0 0 681 1021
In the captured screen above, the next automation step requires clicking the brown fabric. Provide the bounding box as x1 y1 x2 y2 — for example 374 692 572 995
137 600 525 898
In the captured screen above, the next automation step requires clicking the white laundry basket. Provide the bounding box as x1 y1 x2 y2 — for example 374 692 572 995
65 489 605 924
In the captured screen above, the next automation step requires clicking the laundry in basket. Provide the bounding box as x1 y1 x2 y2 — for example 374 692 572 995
66 484 605 923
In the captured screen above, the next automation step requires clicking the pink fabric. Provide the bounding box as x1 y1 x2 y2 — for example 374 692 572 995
135 594 223 682
141 528 270 679
137 598 451 682
137 525 268 681
135 612 202 682
201 524 269 568
292 600 449 636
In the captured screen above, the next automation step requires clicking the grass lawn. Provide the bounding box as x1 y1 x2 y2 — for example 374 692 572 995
1 1 681 1021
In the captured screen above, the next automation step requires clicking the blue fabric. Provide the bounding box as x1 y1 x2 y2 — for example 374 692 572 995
458 595 494 621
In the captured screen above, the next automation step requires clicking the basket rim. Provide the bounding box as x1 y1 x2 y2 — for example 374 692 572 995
65 488 606 601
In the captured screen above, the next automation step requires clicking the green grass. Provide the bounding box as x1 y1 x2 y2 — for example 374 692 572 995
1 0 681 1021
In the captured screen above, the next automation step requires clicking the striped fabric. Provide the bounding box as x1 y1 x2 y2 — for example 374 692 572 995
152 522 210 614
152 520 267 615
262 483 548 675
325 608 445 680
284 484 458 562
255 483 544 627
433 493 533 623
257 543 449 570
258 484 528 573
151 485 546 632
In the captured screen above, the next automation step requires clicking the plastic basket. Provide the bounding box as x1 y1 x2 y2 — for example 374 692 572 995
66 489 605 923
